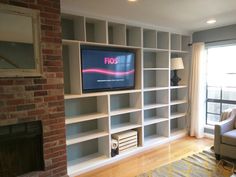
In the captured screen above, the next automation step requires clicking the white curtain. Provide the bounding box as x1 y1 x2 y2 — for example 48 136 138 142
189 42 206 138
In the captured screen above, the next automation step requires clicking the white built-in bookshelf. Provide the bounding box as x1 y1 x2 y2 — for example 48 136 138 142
62 14 191 176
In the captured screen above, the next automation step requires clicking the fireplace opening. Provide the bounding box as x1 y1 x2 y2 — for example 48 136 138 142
0 121 44 177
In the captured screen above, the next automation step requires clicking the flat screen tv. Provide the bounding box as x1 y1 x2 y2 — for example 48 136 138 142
81 46 135 93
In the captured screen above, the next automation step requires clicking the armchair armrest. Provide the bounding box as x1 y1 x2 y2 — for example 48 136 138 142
215 118 235 134
214 118 235 154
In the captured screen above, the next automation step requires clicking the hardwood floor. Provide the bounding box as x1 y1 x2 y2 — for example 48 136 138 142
78 137 213 177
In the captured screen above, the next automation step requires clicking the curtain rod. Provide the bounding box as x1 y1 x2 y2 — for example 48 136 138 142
188 38 236 46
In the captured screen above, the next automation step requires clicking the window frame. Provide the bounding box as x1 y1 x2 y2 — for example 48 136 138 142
205 44 236 125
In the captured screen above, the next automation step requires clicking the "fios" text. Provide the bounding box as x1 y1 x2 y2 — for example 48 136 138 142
104 57 119 64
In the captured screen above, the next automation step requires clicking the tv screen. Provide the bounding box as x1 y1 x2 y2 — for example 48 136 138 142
81 46 135 93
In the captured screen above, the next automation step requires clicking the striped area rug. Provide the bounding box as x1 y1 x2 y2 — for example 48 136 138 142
137 150 234 177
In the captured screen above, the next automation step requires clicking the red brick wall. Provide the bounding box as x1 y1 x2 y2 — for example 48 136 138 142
0 0 67 176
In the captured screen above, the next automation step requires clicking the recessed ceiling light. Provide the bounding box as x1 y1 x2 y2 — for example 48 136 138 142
207 19 216 24
128 0 137 2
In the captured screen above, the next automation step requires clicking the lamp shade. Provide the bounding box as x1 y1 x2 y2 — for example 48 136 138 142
171 57 184 70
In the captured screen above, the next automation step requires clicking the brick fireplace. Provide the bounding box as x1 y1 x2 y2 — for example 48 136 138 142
0 0 67 177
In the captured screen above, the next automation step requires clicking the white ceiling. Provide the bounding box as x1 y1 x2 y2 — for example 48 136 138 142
61 0 236 34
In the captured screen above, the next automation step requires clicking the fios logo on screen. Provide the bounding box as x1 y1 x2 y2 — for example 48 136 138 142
104 57 119 64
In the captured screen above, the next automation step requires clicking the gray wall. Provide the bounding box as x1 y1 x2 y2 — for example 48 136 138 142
193 24 236 43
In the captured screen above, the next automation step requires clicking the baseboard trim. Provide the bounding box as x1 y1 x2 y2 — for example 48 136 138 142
204 133 214 139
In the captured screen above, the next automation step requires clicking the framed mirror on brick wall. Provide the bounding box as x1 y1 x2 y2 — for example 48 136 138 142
0 3 42 77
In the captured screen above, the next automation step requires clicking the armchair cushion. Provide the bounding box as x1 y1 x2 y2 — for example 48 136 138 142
222 129 236 146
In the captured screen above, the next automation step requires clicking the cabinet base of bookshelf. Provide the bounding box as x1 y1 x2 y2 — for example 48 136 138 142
67 133 187 177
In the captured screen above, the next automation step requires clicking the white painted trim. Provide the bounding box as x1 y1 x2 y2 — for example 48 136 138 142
204 124 214 130
204 133 214 139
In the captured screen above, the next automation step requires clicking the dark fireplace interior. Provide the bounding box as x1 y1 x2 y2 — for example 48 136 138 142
0 121 44 177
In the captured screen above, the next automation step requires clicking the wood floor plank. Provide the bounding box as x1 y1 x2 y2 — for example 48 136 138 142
77 137 213 177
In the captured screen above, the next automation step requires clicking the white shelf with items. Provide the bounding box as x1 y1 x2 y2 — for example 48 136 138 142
144 121 169 145
111 128 143 156
171 52 190 86
144 106 169 126
61 12 191 176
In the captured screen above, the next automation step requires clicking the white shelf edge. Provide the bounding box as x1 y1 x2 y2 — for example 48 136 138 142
62 39 80 45
144 118 168 126
170 100 187 105
144 135 168 146
171 49 189 53
64 92 107 99
67 153 108 176
110 108 141 116
66 130 109 145
108 89 142 95
65 113 108 124
64 94 81 99
143 48 169 52
111 123 141 134
143 87 169 92
171 128 187 137
143 68 169 71
65 89 142 99
80 41 141 49
111 146 141 159
170 85 188 89
170 112 186 119
144 104 168 110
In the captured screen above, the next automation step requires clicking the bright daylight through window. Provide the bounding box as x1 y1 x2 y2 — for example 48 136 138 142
206 45 236 125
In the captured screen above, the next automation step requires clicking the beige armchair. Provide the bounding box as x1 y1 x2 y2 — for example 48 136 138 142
214 111 236 160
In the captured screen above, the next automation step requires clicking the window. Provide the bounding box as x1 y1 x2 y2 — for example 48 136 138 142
206 45 236 125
